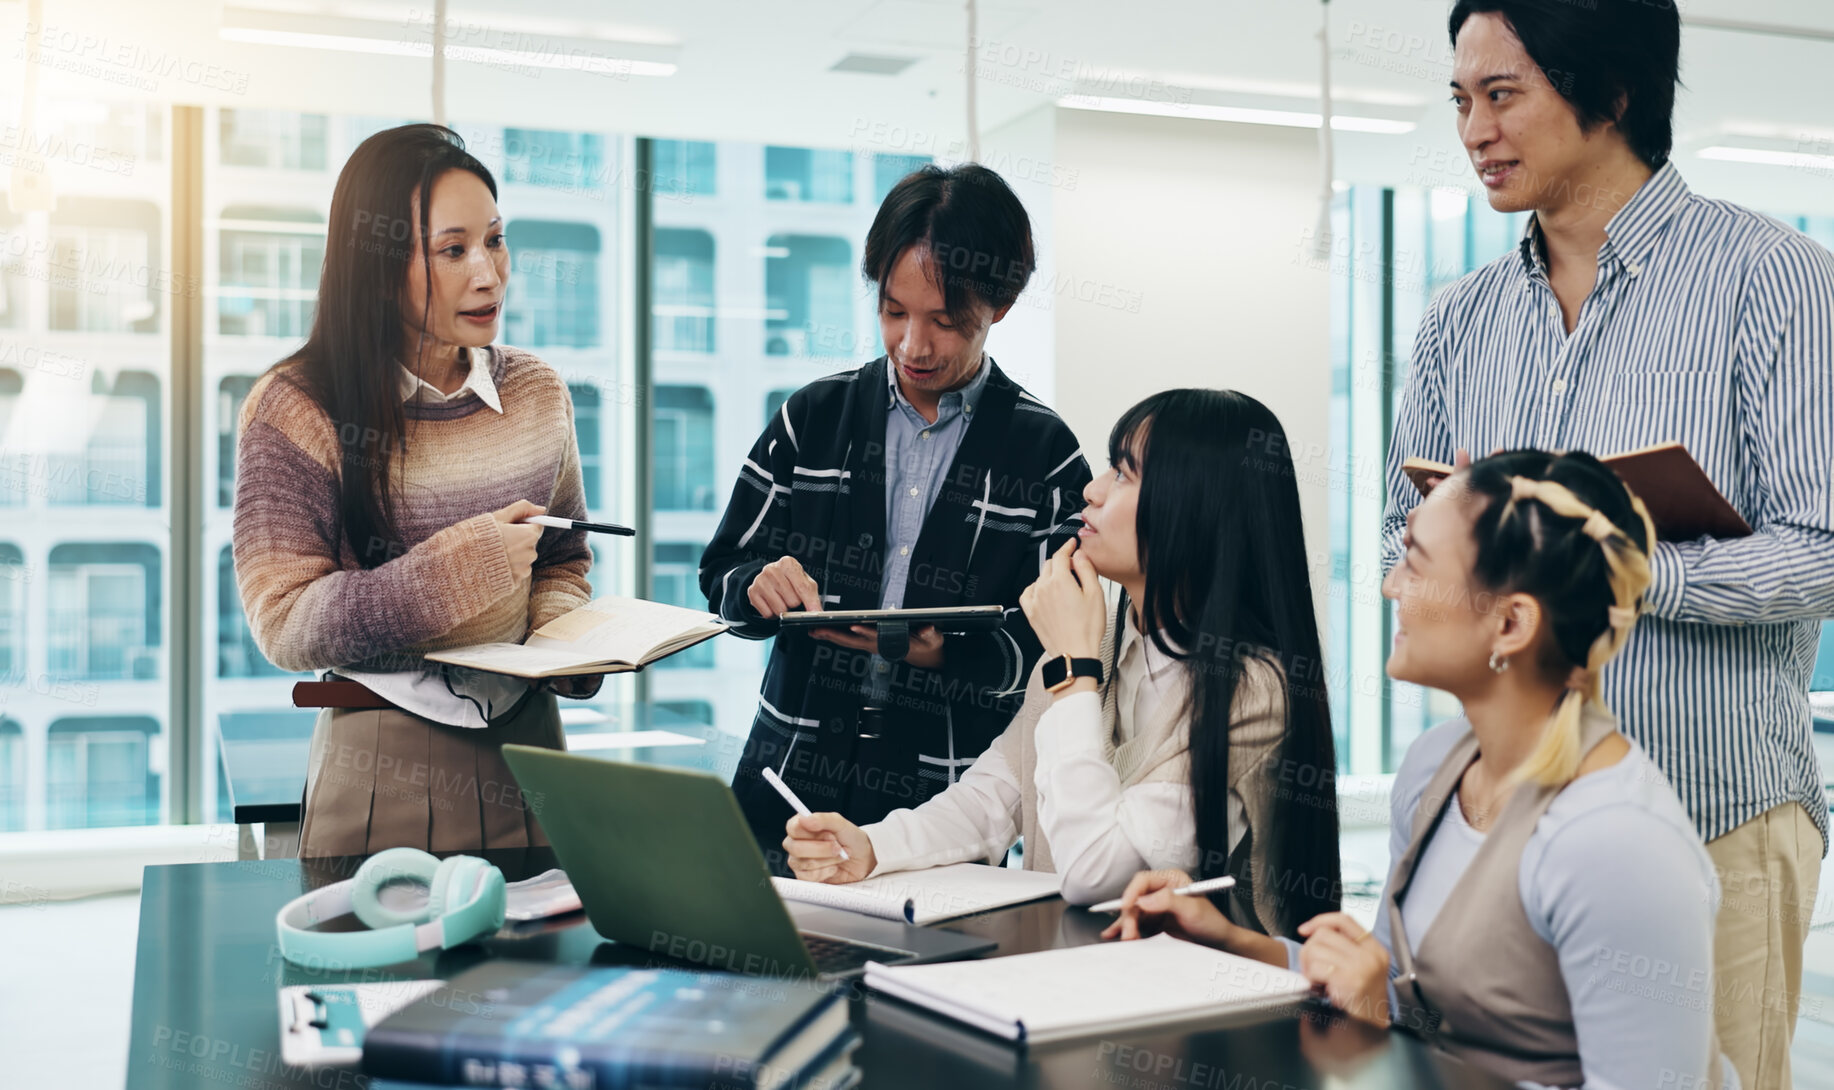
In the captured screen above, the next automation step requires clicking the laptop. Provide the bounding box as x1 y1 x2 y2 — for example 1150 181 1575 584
501 744 997 980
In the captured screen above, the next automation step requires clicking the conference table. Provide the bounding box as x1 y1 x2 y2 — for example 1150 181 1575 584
126 845 1514 1090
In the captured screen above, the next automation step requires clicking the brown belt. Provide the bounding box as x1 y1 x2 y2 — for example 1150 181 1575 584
292 679 395 709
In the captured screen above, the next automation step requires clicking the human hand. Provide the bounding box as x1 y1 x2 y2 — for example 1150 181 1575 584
748 556 823 618
807 624 944 668
1099 869 1242 947
491 500 547 581
1296 912 1392 1027
782 812 876 884
1019 540 1105 661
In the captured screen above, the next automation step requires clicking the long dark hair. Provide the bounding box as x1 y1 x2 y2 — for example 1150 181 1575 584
278 123 497 566
1110 389 1340 936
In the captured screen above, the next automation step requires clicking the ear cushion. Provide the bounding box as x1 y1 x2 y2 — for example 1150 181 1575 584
426 855 481 924
428 856 508 947
350 847 442 930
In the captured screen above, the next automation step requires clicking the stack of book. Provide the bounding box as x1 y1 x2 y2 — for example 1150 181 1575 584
362 962 857 1090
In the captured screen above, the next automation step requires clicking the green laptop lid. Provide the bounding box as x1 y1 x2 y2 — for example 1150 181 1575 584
500 744 818 978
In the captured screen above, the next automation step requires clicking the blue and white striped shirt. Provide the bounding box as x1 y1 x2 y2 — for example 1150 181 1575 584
1381 162 1834 851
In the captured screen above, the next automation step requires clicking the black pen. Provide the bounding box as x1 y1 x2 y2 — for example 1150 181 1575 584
521 515 636 537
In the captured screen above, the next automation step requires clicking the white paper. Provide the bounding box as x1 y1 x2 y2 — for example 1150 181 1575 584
862 934 1312 1043
427 596 726 676
773 863 1062 925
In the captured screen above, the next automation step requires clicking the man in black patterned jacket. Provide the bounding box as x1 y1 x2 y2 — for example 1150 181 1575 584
701 164 1091 869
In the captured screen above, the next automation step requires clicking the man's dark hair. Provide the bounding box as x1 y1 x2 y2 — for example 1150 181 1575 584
862 163 1035 332
1450 0 1681 169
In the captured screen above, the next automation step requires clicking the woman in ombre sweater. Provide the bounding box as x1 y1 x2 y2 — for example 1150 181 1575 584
232 124 594 857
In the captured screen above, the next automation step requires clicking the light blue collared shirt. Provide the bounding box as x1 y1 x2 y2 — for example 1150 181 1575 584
879 357 990 608
864 357 989 693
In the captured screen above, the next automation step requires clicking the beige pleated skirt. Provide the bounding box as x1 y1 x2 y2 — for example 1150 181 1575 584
297 688 565 858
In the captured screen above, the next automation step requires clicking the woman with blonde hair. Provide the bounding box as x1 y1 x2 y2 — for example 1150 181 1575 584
1108 450 1733 1088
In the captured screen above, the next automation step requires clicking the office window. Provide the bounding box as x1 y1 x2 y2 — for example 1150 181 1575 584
765 147 853 203
46 370 160 507
1329 187 1528 771
220 109 328 170
653 228 715 353
0 718 21 832
568 382 604 509
653 140 716 198
217 546 290 679
653 386 716 511
651 543 715 669
218 205 323 338
655 700 714 725
46 716 160 829
0 543 23 680
503 129 606 191
872 154 931 203
765 235 854 357
47 543 161 682
764 388 796 427
216 375 260 507
503 220 600 348
47 198 162 334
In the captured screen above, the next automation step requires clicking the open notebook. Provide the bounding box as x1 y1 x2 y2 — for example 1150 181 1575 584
1402 441 1751 541
425 596 728 679
863 933 1312 1044
772 863 1062 925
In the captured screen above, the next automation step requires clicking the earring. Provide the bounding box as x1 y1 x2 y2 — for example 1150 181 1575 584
1488 651 1510 674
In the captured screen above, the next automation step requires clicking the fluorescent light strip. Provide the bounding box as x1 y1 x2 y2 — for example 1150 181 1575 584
1057 95 1415 135
219 26 676 76
1697 145 1834 172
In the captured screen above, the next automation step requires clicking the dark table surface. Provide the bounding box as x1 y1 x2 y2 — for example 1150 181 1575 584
127 848 1513 1090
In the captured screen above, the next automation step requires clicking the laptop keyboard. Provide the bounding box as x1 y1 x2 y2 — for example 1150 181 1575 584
801 932 912 977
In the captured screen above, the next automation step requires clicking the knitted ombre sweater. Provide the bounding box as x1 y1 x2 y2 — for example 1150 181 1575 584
231 345 592 674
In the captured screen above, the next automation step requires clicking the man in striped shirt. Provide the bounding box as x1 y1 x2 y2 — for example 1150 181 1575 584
1382 3 1834 1084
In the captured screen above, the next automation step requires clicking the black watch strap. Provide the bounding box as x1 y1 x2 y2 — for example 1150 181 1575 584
1042 654 1105 692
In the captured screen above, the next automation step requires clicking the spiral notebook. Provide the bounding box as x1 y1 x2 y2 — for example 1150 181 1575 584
863 934 1312 1044
772 863 1062 925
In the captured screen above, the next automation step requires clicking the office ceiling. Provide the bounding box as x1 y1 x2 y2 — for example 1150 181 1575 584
7 0 1833 207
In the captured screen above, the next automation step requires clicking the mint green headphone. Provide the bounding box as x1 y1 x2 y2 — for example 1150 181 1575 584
275 848 507 971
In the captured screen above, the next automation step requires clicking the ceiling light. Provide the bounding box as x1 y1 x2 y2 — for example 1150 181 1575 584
1697 145 1834 172
1056 95 1414 135
219 8 676 77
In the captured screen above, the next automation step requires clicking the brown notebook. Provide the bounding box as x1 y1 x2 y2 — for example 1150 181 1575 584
1402 441 1752 541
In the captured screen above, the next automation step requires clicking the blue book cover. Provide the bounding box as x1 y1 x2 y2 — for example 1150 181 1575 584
361 961 854 1089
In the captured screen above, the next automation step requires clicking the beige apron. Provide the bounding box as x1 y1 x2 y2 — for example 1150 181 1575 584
1385 705 1723 1087
297 686 564 858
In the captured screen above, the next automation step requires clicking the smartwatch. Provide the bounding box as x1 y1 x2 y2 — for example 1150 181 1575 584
1042 654 1104 693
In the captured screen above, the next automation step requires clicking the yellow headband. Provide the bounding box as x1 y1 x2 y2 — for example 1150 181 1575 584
1501 474 1652 691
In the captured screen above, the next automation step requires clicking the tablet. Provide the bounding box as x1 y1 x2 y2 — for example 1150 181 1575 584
775 605 1006 632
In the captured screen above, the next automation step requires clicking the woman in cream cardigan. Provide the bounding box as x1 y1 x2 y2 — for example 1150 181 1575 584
783 388 1341 936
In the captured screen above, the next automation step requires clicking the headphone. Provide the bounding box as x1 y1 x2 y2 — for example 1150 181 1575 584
275 848 507 971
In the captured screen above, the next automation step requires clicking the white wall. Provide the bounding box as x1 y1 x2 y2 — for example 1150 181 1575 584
1043 107 1333 607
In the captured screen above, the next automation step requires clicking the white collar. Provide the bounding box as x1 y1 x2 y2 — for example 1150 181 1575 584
397 346 502 413
1118 606 1184 683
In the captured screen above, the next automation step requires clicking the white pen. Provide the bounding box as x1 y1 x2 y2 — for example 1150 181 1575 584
520 515 636 537
1088 875 1235 914
762 767 850 861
